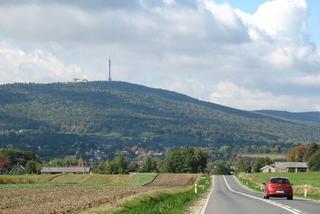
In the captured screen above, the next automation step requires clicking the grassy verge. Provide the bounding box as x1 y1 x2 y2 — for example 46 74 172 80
236 173 265 192
237 172 320 200
86 175 211 214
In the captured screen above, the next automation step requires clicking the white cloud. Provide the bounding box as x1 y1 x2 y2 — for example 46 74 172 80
289 75 320 86
163 0 175 6
0 0 319 111
0 43 93 83
204 0 241 30
154 77 207 100
268 48 294 68
235 0 308 41
210 81 315 111
235 0 318 70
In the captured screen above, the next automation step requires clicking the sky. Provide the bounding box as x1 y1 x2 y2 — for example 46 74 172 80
0 0 319 112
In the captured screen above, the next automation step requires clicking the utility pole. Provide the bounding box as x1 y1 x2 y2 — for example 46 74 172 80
78 152 86 174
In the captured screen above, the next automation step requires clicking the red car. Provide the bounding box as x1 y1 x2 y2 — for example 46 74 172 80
263 177 293 200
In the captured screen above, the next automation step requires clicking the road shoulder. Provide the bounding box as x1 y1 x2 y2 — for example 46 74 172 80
191 176 214 214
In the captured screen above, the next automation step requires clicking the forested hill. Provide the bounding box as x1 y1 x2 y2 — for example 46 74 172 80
256 110 320 124
0 81 319 159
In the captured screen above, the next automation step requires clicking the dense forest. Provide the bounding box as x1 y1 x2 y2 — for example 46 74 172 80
256 110 320 124
0 81 319 160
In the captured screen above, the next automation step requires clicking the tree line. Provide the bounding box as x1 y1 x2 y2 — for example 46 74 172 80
286 143 320 171
2 143 319 175
94 147 208 174
234 143 320 173
0 147 208 174
0 148 41 174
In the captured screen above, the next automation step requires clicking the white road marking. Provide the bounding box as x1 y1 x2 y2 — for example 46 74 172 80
223 176 305 214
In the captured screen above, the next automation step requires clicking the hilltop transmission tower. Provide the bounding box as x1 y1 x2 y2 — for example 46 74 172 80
108 58 112 82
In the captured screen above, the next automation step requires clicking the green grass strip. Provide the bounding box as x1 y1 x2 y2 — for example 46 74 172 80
236 173 320 200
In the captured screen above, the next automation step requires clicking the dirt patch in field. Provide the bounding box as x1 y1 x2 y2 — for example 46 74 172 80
148 173 199 187
0 186 154 214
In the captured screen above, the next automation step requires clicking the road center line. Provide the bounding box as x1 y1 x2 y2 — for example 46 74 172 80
222 175 303 214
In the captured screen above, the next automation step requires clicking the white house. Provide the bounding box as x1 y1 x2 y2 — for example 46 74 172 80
260 164 276 173
260 162 308 173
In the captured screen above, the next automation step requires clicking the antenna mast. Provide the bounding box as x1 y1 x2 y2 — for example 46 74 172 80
108 58 112 82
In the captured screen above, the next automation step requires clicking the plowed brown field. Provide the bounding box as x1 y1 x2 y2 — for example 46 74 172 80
0 173 199 213
0 186 152 214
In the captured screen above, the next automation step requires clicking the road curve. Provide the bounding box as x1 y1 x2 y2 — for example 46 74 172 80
203 175 320 214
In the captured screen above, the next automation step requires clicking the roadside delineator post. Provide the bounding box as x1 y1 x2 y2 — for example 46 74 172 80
304 184 308 197
195 183 198 194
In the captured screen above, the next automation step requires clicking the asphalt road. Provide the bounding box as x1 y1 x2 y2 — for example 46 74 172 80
203 175 320 214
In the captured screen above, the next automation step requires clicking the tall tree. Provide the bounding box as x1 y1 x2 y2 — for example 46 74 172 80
237 161 251 173
304 144 319 161
141 156 157 172
287 145 306 162
308 150 320 171
25 160 41 174
113 156 129 174
252 157 273 173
